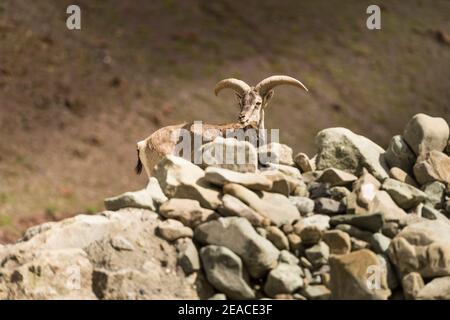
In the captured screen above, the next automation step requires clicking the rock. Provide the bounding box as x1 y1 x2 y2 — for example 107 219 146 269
209 293 227 300
317 168 357 187
334 224 374 244
421 204 449 221
422 181 446 208
266 226 290 251
0 248 96 299
218 194 268 227
377 254 398 290
314 197 346 215
350 237 370 251
416 276 450 300
371 233 391 254
330 186 351 201
204 167 272 191
294 152 316 172
287 234 302 252
200 245 255 300
157 219 193 241
369 191 408 222
352 169 381 208
402 272 424 300
315 127 389 180
0 209 205 299
302 285 331 300
194 217 279 278
199 137 258 172
289 196 315 215
388 220 450 278
264 263 304 297
159 198 218 228
322 230 351 254
385 135 416 173
258 142 294 166
308 182 331 199
382 178 427 210
110 236 134 251
330 213 384 233
403 113 449 159
175 238 200 274
154 155 222 209
294 215 330 235
104 187 159 212
413 150 450 185
389 167 419 188
299 226 323 246
305 241 329 267
381 222 400 238
329 249 391 300
278 250 299 265
223 183 300 226
260 171 291 196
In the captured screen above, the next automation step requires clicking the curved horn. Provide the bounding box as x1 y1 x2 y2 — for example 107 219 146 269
255 75 308 97
214 78 251 96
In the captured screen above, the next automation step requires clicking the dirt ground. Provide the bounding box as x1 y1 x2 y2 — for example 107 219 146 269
0 0 449 242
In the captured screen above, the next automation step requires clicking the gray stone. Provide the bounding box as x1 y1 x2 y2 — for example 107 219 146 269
322 230 351 255
294 152 315 172
329 249 391 300
159 198 218 228
175 238 200 274
278 250 299 265
194 217 279 278
104 186 162 212
371 233 391 254
294 215 330 235
389 167 419 187
157 219 193 241
382 178 427 210
302 285 331 300
289 196 315 215
421 204 448 221
385 135 416 173
258 142 294 166
381 222 400 238
264 263 304 297
369 191 408 222
416 276 450 300
266 226 290 251
308 182 331 199
218 194 269 227
305 241 329 267
204 167 272 191
317 168 357 187
330 212 384 233
200 245 255 300
402 272 424 300
413 150 450 185
330 187 351 201
403 113 449 158
154 155 222 209
315 127 389 180
199 137 258 172
223 183 300 226
299 226 323 246
422 181 446 208
388 220 450 278
314 197 346 215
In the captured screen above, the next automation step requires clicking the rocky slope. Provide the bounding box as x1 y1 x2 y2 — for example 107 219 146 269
1 113 449 300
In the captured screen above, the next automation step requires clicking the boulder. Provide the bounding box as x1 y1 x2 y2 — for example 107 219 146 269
175 238 200 274
266 226 290 251
413 150 450 185
330 213 384 233
384 135 416 173
317 168 357 187
294 152 316 172
416 276 450 300
322 230 351 255
294 215 330 235
389 167 419 188
388 220 450 278
194 217 279 278
329 249 391 300
315 127 389 180
204 167 272 191
403 113 449 159
289 196 315 215
314 197 346 215
218 194 268 227
159 198 218 228
402 272 424 300
264 263 304 297
154 155 222 209
382 178 427 210
199 137 258 172
422 181 446 208
157 219 193 241
258 142 294 166
200 245 255 300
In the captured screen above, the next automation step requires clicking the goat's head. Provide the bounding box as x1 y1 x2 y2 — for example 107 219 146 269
214 75 308 128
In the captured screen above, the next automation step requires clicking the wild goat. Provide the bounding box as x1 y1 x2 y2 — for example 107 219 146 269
136 75 308 177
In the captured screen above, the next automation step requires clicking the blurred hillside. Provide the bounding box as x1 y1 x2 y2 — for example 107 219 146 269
0 0 449 242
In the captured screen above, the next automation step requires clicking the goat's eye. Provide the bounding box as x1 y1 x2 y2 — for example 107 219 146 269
256 102 262 106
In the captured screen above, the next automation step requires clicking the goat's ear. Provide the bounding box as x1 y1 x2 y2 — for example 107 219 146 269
263 90 274 108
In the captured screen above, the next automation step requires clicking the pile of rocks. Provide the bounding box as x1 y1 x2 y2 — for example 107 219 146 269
1 113 449 300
